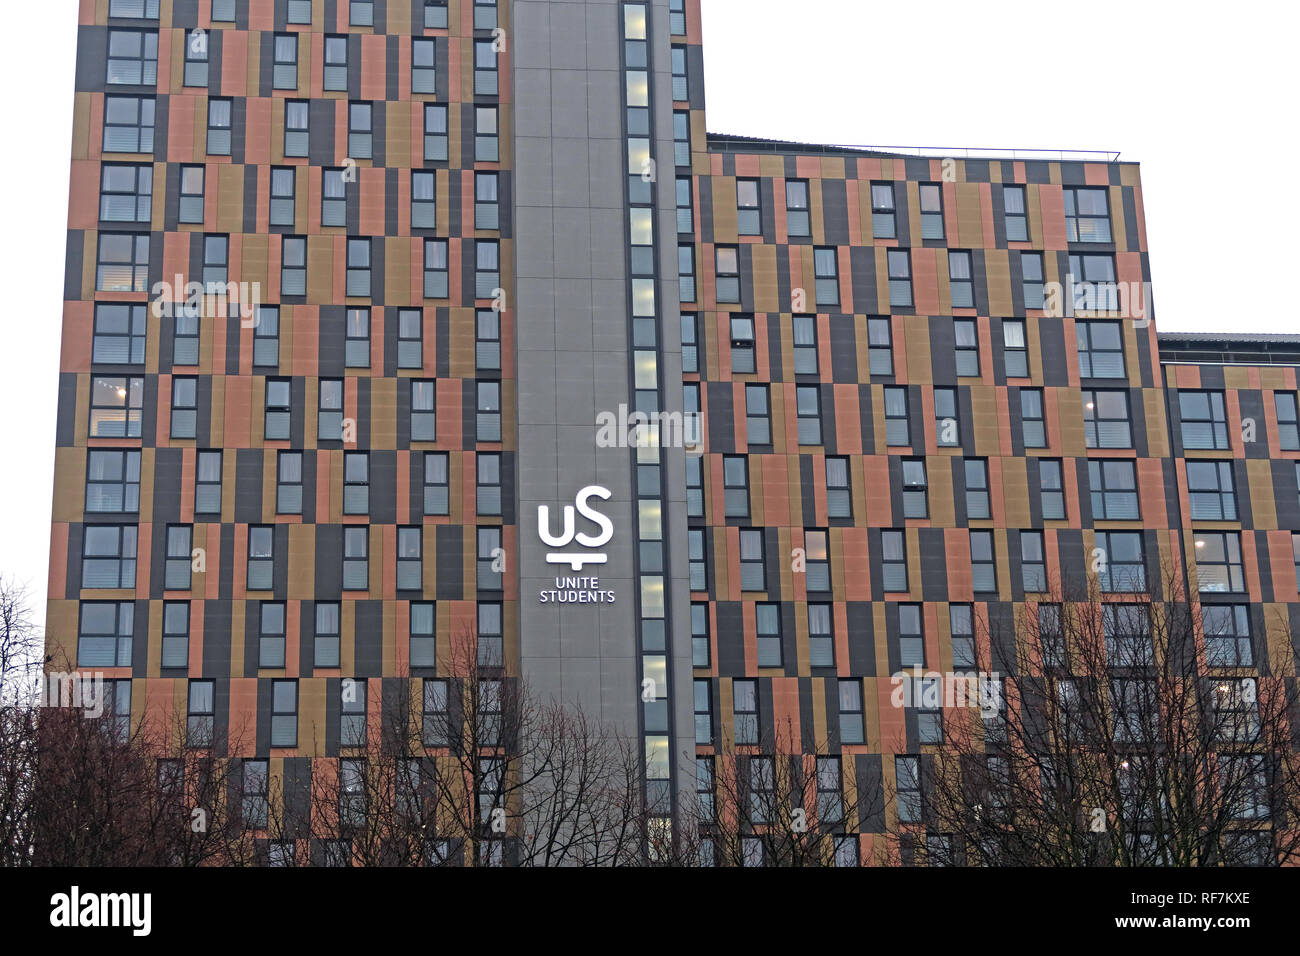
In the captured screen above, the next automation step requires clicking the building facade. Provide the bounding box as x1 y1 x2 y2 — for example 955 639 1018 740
49 0 1300 864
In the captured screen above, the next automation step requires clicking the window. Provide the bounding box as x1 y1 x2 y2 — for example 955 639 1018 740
271 681 297 747
424 103 448 162
868 317 893 376
410 604 435 669
814 247 839 307
884 386 910 446
733 679 758 745
669 0 686 34
474 0 497 30
738 529 765 592
934 387 960 447
170 376 198 438
685 456 704 518
1003 185 1028 241
249 306 278 368
919 183 944 238
281 236 306 295
263 378 291 440
1221 755 1268 824
693 679 712 745
273 33 298 89
1083 389 1132 448
424 452 449 515
690 603 710 667
99 164 152 223
424 0 448 29
1037 603 1065 668
187 680 214 748
201 234 229 289
780 179 812 237
350 0 374 26
838 679 865 744
475 172 499 230
475 240 500 299
161 602 189 668
348 102 373 159
269 167 295 227
1039 459 1065 519
171 301 201 363
1187 461 1237 521
1064 186 1111 242
901 458 928 518
1021 389 1046 447
477 453 502 516
826 457 851 518
1003 320 1028 378
107 29 158 86
816 757 845 826
678 244 696 301
1069 253 1118 311
473 38 498 95
1213 679 1260 745
422 678 448 746
882 530 908 592
82 525 136 589
1097 531 1146 592
177 165 204 223
754 603 781 667
871 182 896 239
898 604 924 666
743 384 770 446
736 179 761 235
1089 459 1139 520
424 238 449 298
96 233 149 292
318 379 343 441
343 452 369 515
897 756 921 823
963 459 990 519
284 101 309 157
914 676 943 744
1276 392 1300 450
242 760 269 829
949 251 974 308
345 239 371 297
476 381 501 441
1021 252 1045 309
1177 390 1228 450
723 455 749 517
792 314 818 375
259 602 286 668
714 247 739 303
1195 532 1245 593
341 681 366 748
163 525 192 590
314 603 341 666
343 527 369 590
477 527 503 591
479 603 503 667
183 29 209 88
110 0 159 18
247 526 274 590
104 95 155 153
672 111 690 168
411 37 437 96
954 319 980 376
85 449 141 513
323 36 348 91
195 450 221 515
207 98 232 156
670 45 688 100
395 309 423 369
950 604 975 670
679 313 699 373
888 249 912 307
796 386 822 444
970 531 996 592
1203 605 1253 668
804 529 830 592
671 176 693 235
1076 321 1125 378
474 105 498 161
1105 604 1152 666
684 528 708 591
723 316 756 374
1021 531 1047 592
77 602 133 667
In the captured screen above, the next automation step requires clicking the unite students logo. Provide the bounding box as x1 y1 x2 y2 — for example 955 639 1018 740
537 485 614 571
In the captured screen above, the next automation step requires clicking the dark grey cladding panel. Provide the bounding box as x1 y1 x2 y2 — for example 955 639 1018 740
766 314 783 381
226 308 243 375
779 601 798 676
904 158 930 181
819 383 838 451
986 601 1017 674
65 525 83 602
435 524 462 599
845 602 875 676
355 376 371 447
847 247 876 315
64 231 84 301
314 527 343 600
919 528 950 601
233 448 264 523
798 456 816 528
928 317 956 384
368 450 397 524
203 599 232 680
384 167 400 240
354 600 383 677
1230 459 1255 527
1239 390 1270 459
697 176 714 243
298 601 317 674
317 307 347 376
55 373 79 448
243 599 260 676
1122 186 1142 251
1253 533 1274 604
705 381 734 454
219 522 236 599
75 26 109 93
857 384 874 450
714 601 745 677
323 677 340 755
1275 459 1300 529
1037 317 1070 386
151 448 184 525
308 100 337 167
819 179 849 246
963 159 990 183
1024 161 1052 184
828 315 857 383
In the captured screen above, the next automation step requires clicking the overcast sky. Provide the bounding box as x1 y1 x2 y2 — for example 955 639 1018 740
1 0 1295 627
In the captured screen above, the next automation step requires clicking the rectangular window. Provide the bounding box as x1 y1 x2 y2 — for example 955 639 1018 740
693 679 712 745
281 235 306 295
785 179 810 237
950 604 975 670
1069 253 1118 311
868 317 893 376
964 459 990 519
104 95 155 153
259 602 286 668
163 525 192 590
673 176 694 235
723 455 749 518
671 45 688 100
178 165 204 223
1020 388 1046 447
804 529 830 592
738 529 765 592
242 759 269 828
99 164 152 223
284 101 309 157
345 308 369 367
1077 321 1125 378
477 527 503 591
756 603 781 668
935 386 959 447
736 179 761 235
422 678 448 746
345 238 371 297
914 675 943 744
343 452 369 515
183 29 208 87
1178 390 1229 450
1097 531 1146 592
1105 604 1152 666
341 682 366 748
110 0 160 19
1187 461 1237 521
678 244 696 302
888 249 912 307
1064 186 1111 242
919 183 944 239
1276 392 1300 450
423 238 449 298
271 680 297 747
687 528 707 591
475 172 499 230
1021 531 1047 592
473 38 498 95
673 111 690 168
792 314 818 375
477 453 502 516
161 601 189 668
77 602 133 667
187 680 214 747
733 679 758 745
680 313 699 373
85 449 141 513
1003 319 1028 378
412 37 436 96
207 98 232 156
348 102 373 159
796 385 822 445
263 378 291 440
871 182 896 239
324 36 348 91
343 526 369 590
970 530 997 593
727 315 756 378
715 246 739 304
1083 389 1132 448
269 167 295 227
424 0 448 29
1089 459 1139 520
410 603 435 669
423 452 449 516
397 309 423 369
476 240 500 299
170 376 198 438
476 381 501 441
273 34 298 89
317 379 343 442
82 525 137 589
954 319 980 376
949 251 974 308
1003 185 1028 241
1203 604 1253 668
1195 531 1246 593
882 530 908 592
884 386 910 446
826 457 851 519
474 0 498 31
96 233 150 292
252 306 278 368
424 103 448 162
1040 459 1065 519
897 756 921 823
315 602 341 666
350 0 374 27
107 29 158 86
478 603 503 667
201 234 228 289
476 309 500 373
685 455 704 518
897 603 924 667
195 450 221 515
690 603 710 667
247 526 274 591
839 679 864 744
474 105 498 161
744 384 770 446
814 246 839 307
1021 251 1045 309
901 458 928 518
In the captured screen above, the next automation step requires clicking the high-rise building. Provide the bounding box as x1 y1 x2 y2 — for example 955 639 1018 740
49 0 1300 865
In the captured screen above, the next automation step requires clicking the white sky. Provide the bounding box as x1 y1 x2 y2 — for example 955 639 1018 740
1 0 1296 628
